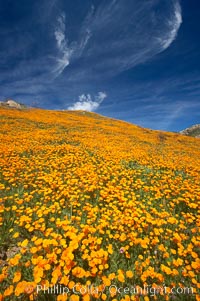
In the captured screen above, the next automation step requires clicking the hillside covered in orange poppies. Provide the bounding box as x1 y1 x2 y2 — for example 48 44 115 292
0 107 199 301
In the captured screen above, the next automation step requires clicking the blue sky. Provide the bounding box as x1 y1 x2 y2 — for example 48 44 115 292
0 0 200 131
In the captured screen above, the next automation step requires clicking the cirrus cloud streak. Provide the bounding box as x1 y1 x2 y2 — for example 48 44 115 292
57 0 182 79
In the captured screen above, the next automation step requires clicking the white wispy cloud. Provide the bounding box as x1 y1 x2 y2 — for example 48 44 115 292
53 13 73 77
159 2 182 50
55 18 65 49
74 6 94 58
52 9 93 78
49 0 183 81
68 92 107 111
66 0 183 79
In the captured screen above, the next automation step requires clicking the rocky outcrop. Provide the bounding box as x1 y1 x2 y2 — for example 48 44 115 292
180 124 200 138
0 99 26 109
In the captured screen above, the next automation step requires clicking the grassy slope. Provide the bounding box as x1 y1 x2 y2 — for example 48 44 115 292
0 108 199 301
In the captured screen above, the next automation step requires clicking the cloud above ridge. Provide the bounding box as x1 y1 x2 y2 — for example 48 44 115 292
68 92 107 111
